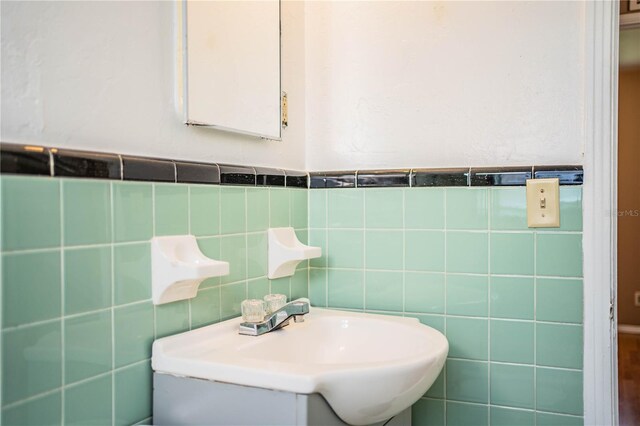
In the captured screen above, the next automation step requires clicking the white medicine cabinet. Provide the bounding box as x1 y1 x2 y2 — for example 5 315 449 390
178 0 282 140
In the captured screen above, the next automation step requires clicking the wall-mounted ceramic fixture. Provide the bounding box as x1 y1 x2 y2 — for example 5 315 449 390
152 235 229 305
268 227 321 279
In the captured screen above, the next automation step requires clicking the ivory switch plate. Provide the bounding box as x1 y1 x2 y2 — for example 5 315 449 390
526 178 560 228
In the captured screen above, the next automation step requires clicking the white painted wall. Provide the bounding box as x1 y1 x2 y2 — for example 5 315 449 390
304 1 587 170
1 1 306 170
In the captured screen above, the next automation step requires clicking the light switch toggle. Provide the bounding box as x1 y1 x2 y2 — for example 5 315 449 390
526 178 560 228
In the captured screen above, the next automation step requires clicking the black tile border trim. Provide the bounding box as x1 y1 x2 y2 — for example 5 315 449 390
1 142 583 188
0 143 308 188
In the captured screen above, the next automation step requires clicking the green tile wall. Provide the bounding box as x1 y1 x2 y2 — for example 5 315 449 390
0 175 307 425
308 186 584 426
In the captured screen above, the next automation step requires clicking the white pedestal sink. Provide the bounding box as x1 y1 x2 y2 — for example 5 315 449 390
152 307 448 426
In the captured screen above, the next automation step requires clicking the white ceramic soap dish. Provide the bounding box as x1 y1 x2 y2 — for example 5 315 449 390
268 227 321 279
152 235 229 305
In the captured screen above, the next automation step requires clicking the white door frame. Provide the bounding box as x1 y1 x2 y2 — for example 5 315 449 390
583 1 619 425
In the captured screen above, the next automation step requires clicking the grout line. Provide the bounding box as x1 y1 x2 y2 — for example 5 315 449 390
109 181 116 426
534 228 538 418
443 187 448 424
59 180 66 424
487 188 492 426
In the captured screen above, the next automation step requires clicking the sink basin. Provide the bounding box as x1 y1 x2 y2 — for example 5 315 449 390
152 307 448 425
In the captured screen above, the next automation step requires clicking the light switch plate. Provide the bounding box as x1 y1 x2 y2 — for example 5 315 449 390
526 178 560 228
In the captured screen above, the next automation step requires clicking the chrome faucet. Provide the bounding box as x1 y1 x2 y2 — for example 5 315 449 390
239 299 309 336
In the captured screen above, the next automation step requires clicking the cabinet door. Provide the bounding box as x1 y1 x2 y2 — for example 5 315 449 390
181 0 281 139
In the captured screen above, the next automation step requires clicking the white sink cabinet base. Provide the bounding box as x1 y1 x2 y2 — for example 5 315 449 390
153 373 411 426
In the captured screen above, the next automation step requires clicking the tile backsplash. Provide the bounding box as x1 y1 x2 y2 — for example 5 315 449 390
0 175 307 425
1 170 584 426
308 186 584 426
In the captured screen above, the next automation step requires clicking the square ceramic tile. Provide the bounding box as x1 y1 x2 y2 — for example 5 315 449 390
412 398 444 426
220 282 246 320
489 276 534 320
190 287 222 327
114 243 151 305
309 190 327 228
327 190 364 228
446 231 489 274
270 276 291 298
405 231 445 272
536 367 583 415
410 314 445 333
446 401 488 426
2 250 61 327
113 182 153 243
247 232 268 279
189 185 220 236
536 278 583 323
246 188 269 232
328 269 363 309
291 269 309 300
536 234 583 277
536 412 583 426
538 187 583 232
490 363 534 409
365 188 403 229
154 183 189 236
446 188 489 230
290 189 308 230
248 277 270 300
219 187 246 234
63 180 111 245
1 176 61 250
309 230 327 267
536 323 583 369
446 317 488 360
446 275 488 317
64 247 111 315
404 272 445 314
65 375 112 426
196 237 221 288
114 302 154 368
490 406 535 426
64 311 112 384
327 230 364 268
2 322 62 404
269 188 290 227
115 362 152 426
365 271 403 311
220 235 247 284
490 232 534 275
155 300 190 338
446 359 488 403
2 392 62 426
490 320 534 364
309 268 327 307
365 230 403 270
490 188 528 231
404 188 445 229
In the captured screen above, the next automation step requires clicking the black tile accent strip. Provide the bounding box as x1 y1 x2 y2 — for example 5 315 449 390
0 143 51 176
357 170 411 187
470 167 533 186
0 142 583 189
309 172 357 188
122 156 175 182
411 168 470 187
534 165 584 185
175 161 220 184
285 171 309 189
53 149 121 180
219 164 256 186
255 167 285 187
